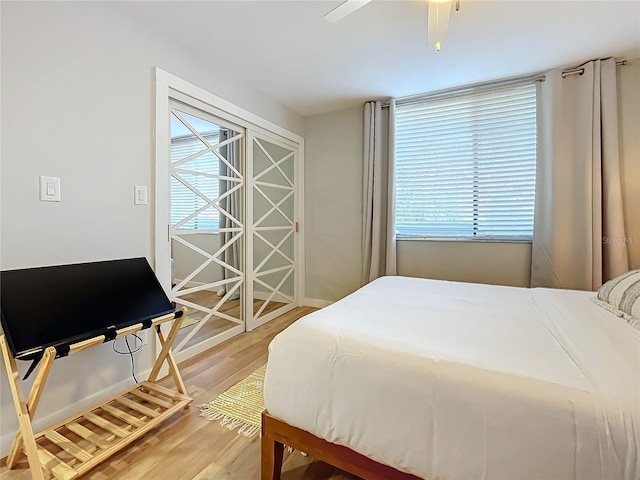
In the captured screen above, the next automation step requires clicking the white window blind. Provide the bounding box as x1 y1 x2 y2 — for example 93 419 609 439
395 82 537 240
170 133 220 230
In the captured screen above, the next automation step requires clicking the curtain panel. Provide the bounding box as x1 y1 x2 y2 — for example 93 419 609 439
218 129 242 299
531 58 629 290
362 100 397 284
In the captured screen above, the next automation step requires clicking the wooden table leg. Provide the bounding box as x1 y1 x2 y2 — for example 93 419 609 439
1 336 46 480
153 327 187 395
6 346 56 468
147 312 186 393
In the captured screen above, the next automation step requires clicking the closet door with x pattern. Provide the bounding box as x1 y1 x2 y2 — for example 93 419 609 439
169 102 245 361
247 132 298 330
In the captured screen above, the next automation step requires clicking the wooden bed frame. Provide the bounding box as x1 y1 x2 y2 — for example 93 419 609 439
261 411 423 480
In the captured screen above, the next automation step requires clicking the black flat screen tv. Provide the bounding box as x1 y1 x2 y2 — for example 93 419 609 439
0 257 175 362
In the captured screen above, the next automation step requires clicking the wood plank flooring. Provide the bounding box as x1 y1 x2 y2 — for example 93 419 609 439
175 294 286 350
0 307 361 480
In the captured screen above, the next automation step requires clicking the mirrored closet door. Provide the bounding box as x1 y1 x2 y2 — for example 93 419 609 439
247 132 298 329
156 71 303 365
169 102 246 361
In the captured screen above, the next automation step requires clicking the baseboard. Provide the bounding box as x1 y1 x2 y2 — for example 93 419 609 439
304 298 334 308
253 290 292 304
174 283 290 304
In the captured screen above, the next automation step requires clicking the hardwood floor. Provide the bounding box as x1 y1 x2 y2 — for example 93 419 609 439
0 306 361 480
175 291 286 350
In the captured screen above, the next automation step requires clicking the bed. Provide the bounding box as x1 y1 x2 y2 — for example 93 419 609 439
262 276 640 480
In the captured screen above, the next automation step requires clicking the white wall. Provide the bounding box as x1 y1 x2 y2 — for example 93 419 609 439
303 61 640 302
0 1 303 455
397 241 531 287
304 107 363 302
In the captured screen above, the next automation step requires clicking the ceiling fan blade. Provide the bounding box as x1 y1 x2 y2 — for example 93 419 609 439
324 0 373 23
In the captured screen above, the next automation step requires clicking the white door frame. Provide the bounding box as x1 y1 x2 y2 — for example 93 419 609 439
154 69 305 356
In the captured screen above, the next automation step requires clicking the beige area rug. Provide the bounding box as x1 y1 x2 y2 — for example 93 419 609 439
175 304 204 328
179 315 201 329
200 365 265 437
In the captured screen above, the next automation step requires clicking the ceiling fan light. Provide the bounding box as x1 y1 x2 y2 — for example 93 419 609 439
427 0 453 51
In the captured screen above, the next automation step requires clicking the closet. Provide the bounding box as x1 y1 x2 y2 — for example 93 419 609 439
155 70 303 363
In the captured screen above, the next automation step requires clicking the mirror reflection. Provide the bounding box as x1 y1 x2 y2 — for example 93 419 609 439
170 108 244 352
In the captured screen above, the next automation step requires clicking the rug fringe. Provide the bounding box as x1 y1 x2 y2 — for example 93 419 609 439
199 405 261 437
201 406 304 455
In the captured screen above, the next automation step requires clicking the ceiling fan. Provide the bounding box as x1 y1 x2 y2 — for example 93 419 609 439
324 0 461 52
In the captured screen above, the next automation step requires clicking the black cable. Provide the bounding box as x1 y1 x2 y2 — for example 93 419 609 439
125 336 138 384
112 333 143 383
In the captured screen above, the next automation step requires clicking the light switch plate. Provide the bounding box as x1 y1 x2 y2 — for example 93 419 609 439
40 176 61 202
134 185 148 205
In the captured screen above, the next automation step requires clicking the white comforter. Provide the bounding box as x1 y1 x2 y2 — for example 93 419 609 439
264 276 640 480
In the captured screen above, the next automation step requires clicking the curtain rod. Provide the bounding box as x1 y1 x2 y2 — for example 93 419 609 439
561 59 628 78
376 59 630 108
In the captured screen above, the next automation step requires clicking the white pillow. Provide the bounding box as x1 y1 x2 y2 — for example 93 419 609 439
593 270 640 330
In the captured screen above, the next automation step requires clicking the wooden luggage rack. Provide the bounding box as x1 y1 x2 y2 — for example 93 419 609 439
1 309 191 480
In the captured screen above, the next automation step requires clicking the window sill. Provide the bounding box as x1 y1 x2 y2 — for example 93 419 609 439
396 236 532 244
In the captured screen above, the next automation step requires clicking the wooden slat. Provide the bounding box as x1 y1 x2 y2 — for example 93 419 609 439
68 335 106 354
150 312 180 328
140 381 191 403
43 430 93 463
84 413 130 438
72 398 191 477
67 312 177 355
65 422 112 450
115 397 160 418
101 404 145 428
37 448 77 480
32 381 167 440
59 435 101 459
129 389 174 410
113 313 174 338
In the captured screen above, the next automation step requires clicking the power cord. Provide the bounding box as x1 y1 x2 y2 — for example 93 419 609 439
112 333 143 383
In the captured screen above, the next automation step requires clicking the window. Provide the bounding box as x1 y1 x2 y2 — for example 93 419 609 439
395 82 536 240
170 131 220 230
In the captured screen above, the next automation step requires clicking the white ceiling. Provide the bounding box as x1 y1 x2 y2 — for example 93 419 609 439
108 0 640 116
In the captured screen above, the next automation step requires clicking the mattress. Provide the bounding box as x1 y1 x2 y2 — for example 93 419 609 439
264 276 640 480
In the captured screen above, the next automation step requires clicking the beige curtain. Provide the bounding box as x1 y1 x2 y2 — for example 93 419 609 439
362 100 397 284
531 58 629 290
218 129 241 299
